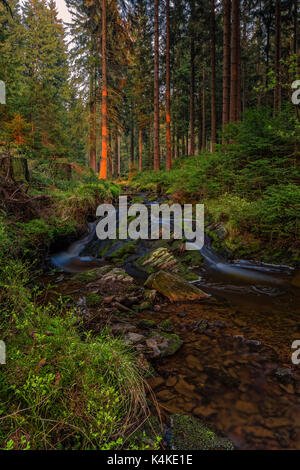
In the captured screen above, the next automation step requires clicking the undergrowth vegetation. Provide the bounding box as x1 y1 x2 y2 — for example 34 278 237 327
131 108 299 261
0 164 155 450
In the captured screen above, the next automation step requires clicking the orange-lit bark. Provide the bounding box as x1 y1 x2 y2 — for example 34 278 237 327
99 0 108 179
166 0 172 169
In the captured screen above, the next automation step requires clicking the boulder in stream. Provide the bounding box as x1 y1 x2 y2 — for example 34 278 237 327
144 270 209 302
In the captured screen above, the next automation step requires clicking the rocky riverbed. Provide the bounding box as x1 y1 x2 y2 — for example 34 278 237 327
41 257 300 450
44 192 300 450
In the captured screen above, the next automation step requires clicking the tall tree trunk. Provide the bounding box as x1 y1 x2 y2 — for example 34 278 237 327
139 127 142 171
198 88 202 153
108 128 112 177
274 0 281 110
118 128 121 176
130 119 135 170
210 0 216 150
202 67 206 150
222 0 231 127
236 1 241 120
242 0 247 114
166 0 172 169
189 0 195 156
230 0 240 122
89 66 97 171
99 0 108 179
154 0 160 170
114 129 118 178
294 0 298 56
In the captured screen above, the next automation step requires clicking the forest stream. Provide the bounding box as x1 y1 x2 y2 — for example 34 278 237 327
48 193 300 450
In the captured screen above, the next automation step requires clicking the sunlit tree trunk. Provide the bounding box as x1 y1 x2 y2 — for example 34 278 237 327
154 0 160 170
210 0 216 150
166 0 172 169
99 0 108 179
222 0 231 128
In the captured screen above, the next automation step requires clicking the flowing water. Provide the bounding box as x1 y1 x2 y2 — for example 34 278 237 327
50 194 300 450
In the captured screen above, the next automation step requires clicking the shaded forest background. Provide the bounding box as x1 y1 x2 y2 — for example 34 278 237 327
0 0 299 173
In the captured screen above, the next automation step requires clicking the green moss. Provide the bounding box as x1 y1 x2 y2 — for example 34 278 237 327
137 319 156 329
72 266 111 283
109 241 138 262
159 319 174 333
171 414 234 450
181 251 204 266
128 415 163 450
156 332 182 357
179 269 199 282
86 293 101 307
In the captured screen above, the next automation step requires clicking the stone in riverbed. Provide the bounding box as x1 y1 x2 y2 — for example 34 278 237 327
159 319 174 333
124 332 145 344
144 270 209 302
146 332 182 358
141 247 179 273
73 266 112 283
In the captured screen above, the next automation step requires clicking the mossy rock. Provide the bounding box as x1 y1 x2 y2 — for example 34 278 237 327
137 319 156 329
181 251 204 267
86 293 101 307
108 240 138 262
72 266 111 283
137 301 152 311
159 319 174 333
170 414 234 450
138 247 179 273
179 269 199 282
145 270 209 302
149 331 182 357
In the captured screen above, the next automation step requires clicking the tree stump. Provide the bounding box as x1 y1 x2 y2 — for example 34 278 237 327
0 153 29 182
